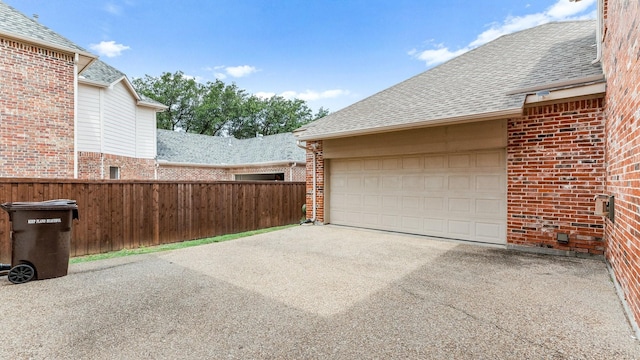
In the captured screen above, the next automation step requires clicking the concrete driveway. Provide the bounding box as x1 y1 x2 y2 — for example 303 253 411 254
1 225 638 359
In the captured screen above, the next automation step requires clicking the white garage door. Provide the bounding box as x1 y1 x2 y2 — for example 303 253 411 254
328 149 506 244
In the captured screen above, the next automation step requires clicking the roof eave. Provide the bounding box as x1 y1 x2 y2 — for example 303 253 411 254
138 101 169 110
0 30 97 72
295 108 523 141
523 82 606 105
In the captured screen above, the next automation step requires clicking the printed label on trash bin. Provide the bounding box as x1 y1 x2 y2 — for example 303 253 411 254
27 218 62 224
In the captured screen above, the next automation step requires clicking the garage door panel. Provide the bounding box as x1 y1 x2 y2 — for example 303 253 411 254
448 176 471 190
364 159 380 170
382 214 398 227
476 199 502 216
449 198 471 213
425 155 446 169
424 218 445 233
449 154 471 168
448 220 472 237
476 222 503 239
402 157 423 169
477 151 502 167
329 150 506 244
402 175 424 191
382 176 401 190
425 176 445 189
476 175 503 191
402 196 422 211
402 216 423 230
424 197 445 211
363 195 380 208
364 176 379 189
382 158 400 170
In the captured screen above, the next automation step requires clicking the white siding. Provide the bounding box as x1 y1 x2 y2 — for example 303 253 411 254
103 82 137 157
136 107 157 159
77 84 102 152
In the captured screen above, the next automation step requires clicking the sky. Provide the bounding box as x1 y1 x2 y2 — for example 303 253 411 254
4 0 596 113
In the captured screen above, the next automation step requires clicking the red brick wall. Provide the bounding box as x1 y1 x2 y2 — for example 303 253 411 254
304 141 324 222
77 152 155 180
0 37 76 178
602 0 640 330
157 164 305 181
507 98 606 255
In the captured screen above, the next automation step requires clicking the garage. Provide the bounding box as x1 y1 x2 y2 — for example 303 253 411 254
324 121 507 244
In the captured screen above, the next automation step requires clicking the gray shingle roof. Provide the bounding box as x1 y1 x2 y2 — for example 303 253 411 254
79 59 126 84
0 1 89 54
296 21 602 140
157 130 305 165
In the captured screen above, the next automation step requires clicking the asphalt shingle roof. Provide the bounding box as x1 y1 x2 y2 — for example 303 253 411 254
297 21 602 140
79 59 126 84
0 1 89 54
157 130 305 165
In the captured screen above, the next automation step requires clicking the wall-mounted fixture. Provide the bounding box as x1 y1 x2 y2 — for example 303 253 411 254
557 233 569 244
594 194 608 216
536 90 550 98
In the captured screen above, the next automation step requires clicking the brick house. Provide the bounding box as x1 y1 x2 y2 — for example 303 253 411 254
0 1 95 178
1 1 305 182
0 2 166 180
76 60 167 180
156 130 305 181
295 1 640 335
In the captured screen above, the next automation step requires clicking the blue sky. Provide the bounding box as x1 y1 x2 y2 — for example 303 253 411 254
5 0 596 112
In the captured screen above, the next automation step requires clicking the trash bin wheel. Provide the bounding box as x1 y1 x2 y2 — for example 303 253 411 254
8 264 35 284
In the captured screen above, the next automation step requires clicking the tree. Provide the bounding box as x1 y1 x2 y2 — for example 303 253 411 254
189 80 246 136
132 71 202 131
133 70 330 138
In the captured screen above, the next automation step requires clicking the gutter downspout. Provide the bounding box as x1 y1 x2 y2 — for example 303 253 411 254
73 53 79 178
296 140 316 223
289 162 296 181
592 0 603 65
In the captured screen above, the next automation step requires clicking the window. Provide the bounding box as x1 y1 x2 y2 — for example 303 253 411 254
109 166 120 180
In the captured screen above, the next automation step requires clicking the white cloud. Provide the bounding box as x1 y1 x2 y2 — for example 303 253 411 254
410 45 468 66
90 40 130 57
225 65 257 78
254 91 276 99
411 0 596 67
104 3 122 15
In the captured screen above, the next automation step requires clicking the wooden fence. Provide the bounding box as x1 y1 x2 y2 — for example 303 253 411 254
0 179 306 263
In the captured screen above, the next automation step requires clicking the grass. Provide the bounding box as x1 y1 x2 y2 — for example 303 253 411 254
69 224 296 264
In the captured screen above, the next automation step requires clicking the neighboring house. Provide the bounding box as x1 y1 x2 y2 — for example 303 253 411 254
295 0 640 336
156 130 305 181
0 1 166 179
77 60 166 179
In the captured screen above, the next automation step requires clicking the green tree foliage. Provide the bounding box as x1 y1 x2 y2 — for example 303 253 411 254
132 71 201 131
133 71 329 138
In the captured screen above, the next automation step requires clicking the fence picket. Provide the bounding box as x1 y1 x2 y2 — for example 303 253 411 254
0 179 305 261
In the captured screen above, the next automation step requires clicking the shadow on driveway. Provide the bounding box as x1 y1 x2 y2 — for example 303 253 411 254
1 225 638 359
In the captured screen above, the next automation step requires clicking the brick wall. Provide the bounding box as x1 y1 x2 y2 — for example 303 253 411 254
304 141 324 222
507 98 606 255
77 152 155 180
602 0 640 331
157 164 305 181
0 37 76 178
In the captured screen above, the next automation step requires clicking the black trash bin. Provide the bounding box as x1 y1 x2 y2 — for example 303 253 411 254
0 199 79 284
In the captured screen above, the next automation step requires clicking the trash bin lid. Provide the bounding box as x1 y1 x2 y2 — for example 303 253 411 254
1 199 78 212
